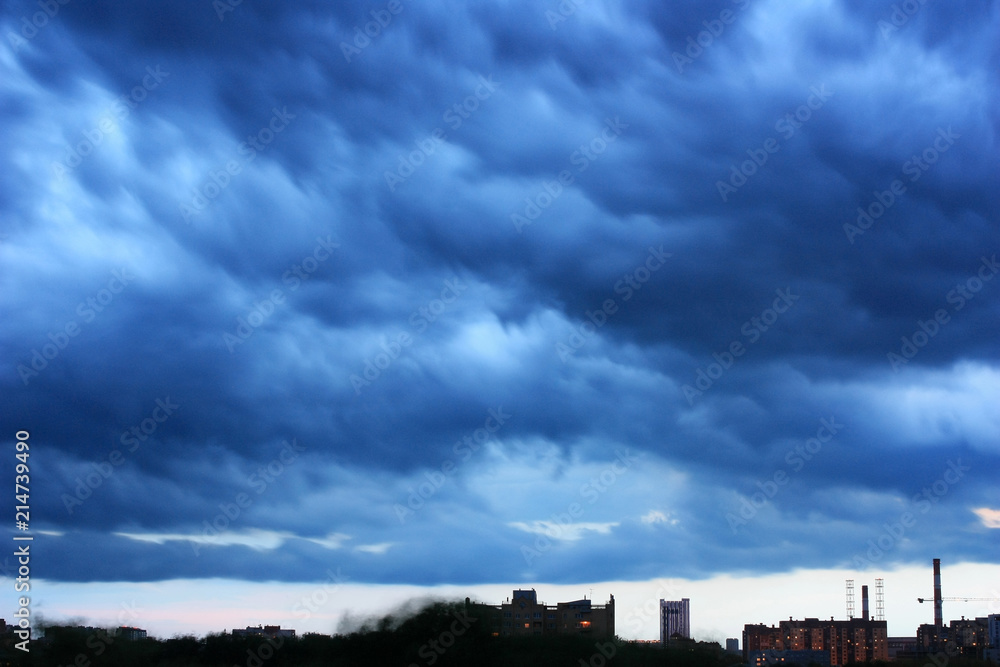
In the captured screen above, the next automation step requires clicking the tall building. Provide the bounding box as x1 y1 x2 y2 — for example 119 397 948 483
988 614 1000 648
917 623 948 654
726 638 740 653
743 617 887 666
950 617 988 658
473 589 615 638
660 598 690 645
744 623 782 655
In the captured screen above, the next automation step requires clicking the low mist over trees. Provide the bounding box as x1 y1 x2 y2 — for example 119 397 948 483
31 600 998 667
14 598 751 666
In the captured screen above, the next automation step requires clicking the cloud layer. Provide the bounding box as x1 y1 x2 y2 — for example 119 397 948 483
2 0 998 596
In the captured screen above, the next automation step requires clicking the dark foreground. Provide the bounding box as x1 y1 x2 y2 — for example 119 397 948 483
9 601 998 667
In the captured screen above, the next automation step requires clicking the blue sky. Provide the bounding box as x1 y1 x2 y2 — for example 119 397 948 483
1 0 999 642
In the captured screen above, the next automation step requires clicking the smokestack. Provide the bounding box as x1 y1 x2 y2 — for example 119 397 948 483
933 558 943 628
862 585 869 621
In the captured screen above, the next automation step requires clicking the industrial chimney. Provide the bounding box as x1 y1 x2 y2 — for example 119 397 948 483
862 585 869 621
933 558 943 628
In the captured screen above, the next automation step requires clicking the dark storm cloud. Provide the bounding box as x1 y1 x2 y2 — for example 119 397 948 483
1 0 998 588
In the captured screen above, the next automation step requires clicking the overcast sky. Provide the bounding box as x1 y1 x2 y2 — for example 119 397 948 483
2 0 999 643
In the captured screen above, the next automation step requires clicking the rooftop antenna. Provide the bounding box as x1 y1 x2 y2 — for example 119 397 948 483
846 579 855 620
875 578 885 621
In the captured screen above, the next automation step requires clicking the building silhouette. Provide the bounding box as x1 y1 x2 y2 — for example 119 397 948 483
660 598 690 645
744 617 887 666
231 625 295 639
887 636 917 660
114 626 147 641
747 648 831 667
987 614 1000 663
950 617 989 657
471 588 614 637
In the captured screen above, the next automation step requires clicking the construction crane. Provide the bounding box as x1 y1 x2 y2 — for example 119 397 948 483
919 559 1000 628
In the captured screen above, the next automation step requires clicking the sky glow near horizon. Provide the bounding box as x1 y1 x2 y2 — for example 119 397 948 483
1 0 998 646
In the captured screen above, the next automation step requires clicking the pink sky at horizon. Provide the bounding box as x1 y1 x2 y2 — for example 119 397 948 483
18 562 1000 645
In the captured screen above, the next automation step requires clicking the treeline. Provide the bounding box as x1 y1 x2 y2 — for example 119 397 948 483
13 600 746 667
